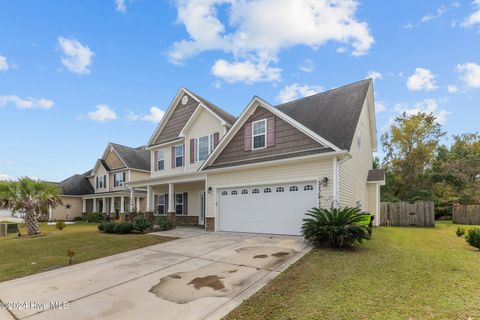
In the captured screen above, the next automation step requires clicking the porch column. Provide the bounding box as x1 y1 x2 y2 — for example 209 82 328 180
147 186 153 212
102 197 107 214
110 197 115 214
168 183 176 226
130 188 135 212
82 199 86 213
93 198 97 212
120 195 125 213
136 197 140 212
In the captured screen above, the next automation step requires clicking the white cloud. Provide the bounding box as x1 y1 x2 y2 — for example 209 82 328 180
212 59 281 83
277 83 323 103
407 68 438 91
456 62 480 88
169 0 373 83
376 101 386 113
115 0 126 13
0 95 54 109
366 71 383 81
0 174 12 181
462 0 480 27
299 59 315 73
86 105 117 122
0 160 13 166
0 54 10 71
126 106 165 123
395 99 449 125
447 85 459 93
336 47 347 53
58 37 94 75
421 6 446 23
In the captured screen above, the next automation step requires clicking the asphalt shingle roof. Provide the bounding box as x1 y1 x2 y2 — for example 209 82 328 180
110 143 150 171
57 170 94 196
187 90 237 125
367 169 385 182
276 79 371 151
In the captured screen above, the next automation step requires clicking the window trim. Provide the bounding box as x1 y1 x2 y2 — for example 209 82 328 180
252 119 267 150
97 175 105 189
157 149 165 171
175 144 184 167
175 193 184 215
195 135 211 163
156 194 166 215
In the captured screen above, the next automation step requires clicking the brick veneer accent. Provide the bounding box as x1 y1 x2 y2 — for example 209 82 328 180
176 215 202 226
205 217 215 231
168 212 176 226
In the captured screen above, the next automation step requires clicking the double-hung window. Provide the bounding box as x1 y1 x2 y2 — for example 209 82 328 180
196 135 210 162
157 149 165 170
97 175 106 189
175 193 183 215
252 119 267 150
175 145 183 167
114 172 125 187
157 195 165 214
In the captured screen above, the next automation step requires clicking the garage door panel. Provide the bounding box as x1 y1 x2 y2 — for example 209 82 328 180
218 182 317 235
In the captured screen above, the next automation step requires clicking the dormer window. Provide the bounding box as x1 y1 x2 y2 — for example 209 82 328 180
252 119 267 150
114 172 126 187
96 175 106 189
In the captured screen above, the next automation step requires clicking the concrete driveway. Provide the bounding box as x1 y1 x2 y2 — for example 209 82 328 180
0 228 310 320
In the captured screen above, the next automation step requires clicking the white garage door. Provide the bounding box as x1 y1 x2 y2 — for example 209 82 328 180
217 181 318 235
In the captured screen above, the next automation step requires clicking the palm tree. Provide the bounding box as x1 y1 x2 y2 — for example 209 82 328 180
0 177 62 235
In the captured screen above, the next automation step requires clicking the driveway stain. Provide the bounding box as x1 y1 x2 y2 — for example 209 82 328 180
271 251 290 258
253 254 268 259
188 275 225 290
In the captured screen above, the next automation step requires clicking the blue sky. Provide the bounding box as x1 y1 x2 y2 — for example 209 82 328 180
1 0 479 181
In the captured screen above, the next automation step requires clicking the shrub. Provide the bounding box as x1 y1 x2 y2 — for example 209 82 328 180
56 220 66 230
98 222 106 231
465 228 480 250
133 216 150 233
302 207 371 248
456 227 465 237
103 222 117 234
86 212 104 223
73 216 84 222
155 216 173 231
114 222 134 234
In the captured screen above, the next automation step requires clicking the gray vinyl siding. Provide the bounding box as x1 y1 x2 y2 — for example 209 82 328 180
210 106 325 167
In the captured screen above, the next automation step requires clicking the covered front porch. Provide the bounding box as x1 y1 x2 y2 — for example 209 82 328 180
82 190 147 218
128 174 211 229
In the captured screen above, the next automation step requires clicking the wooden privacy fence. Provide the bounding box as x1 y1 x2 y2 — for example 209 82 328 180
380 201 435 227
453 204 480 225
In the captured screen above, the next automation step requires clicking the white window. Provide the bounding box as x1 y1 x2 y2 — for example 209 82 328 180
264 187 272 193
276 187 284 192
304 185 314 191
196 135 211 162
157 195 165 214
252 188 259 194
290 186 299 192
221 191 228 196
231 190 238 195
157 149 165 170
175 193 184 215
175 145 184 167
252 119 267 150
241 189 248 194
114 172 125 187
97 175 106 189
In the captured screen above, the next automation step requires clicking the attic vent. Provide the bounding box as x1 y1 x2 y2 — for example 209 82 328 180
181 95 189 105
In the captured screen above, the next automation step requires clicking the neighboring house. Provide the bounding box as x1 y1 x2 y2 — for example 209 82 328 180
50 143 151 221
122 79 385 235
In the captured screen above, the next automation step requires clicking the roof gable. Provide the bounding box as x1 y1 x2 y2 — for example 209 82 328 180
110 143 150 171
276 79 372 151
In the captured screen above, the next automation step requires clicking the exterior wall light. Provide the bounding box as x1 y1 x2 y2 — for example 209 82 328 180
322 177 329 187
208 187 213 193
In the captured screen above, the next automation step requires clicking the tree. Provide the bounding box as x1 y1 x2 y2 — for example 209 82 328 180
0 177 62 235
381 112 445 201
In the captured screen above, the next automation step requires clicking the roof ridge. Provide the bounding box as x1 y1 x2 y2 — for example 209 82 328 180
275 79 372 108
185 88 237 122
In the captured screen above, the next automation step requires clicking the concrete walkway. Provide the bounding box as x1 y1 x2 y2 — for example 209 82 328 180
0 228 310 320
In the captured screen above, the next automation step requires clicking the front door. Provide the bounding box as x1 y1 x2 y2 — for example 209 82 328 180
199 191 205 225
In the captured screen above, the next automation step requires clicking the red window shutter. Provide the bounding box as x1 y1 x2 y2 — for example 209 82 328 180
267 117 275 147
154 151 158 171
244 122 252 151
182 144 185 166
183 192 188 215
213 132 220 148
190 139 195 164
171 146 176 168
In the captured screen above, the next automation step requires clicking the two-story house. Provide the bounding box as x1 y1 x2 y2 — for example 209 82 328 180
51 143 151 220
125 79 385 235
53 79 384 235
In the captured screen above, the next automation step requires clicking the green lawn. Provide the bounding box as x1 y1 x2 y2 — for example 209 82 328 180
225 221 480 320
0 223 174 282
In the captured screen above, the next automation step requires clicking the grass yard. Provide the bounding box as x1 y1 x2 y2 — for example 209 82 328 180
0 223 174 282
225 221 480 320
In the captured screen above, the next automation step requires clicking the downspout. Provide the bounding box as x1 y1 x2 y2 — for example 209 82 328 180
334 152 352 208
